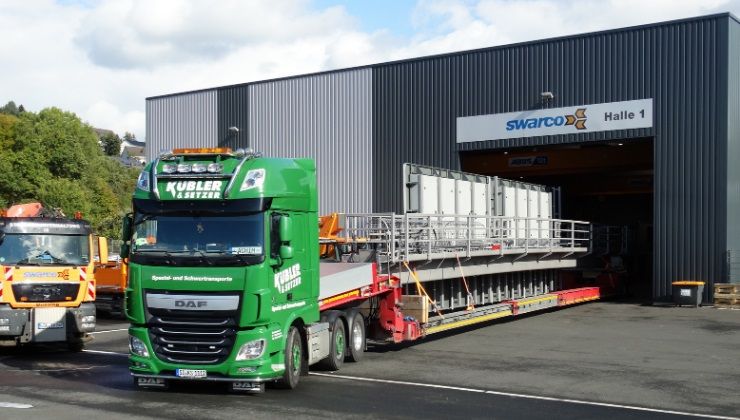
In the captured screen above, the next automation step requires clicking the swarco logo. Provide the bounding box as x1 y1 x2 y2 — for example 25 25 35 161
506 108 587 131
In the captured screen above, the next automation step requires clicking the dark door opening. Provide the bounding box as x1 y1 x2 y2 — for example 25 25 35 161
461 139 654 300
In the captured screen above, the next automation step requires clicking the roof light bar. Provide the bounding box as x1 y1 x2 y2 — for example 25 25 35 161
171 147 233 155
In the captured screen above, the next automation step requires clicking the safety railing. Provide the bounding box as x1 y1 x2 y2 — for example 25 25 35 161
338 213 591 263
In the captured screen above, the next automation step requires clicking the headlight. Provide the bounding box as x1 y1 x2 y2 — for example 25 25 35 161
129 336 149 358
235 339 265 361
207 163 223 173
136 171 150 191
239 169 265 192
177 163 191 173
161 163 177 174
191 163 207 173
82 315 96 323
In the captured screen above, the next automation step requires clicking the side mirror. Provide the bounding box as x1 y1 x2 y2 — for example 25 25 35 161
279 245 294 260
279 215 292 243
122 213 133 241
121 213 133 258
98 237 109 265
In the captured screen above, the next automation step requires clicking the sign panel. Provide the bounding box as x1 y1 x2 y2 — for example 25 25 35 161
457 99 653 143
158 180 226 200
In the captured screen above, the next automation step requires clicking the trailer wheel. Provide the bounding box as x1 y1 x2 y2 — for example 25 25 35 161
276 326 302 389
347 312 365 362
318 318 345 371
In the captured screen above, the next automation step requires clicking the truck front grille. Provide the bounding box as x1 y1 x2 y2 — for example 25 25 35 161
12 283 80 302
148 313 237 365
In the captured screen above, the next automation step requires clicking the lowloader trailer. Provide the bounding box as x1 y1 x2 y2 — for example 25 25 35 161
123 148 598 393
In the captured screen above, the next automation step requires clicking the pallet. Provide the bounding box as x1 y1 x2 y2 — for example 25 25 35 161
714 296 739 305
714 283 740 294
713 284 740 308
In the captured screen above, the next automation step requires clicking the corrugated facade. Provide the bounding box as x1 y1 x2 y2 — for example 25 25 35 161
145 13 739 301
145 90 218 162
241 69 373 214
371 15 732 301
726 17 740 282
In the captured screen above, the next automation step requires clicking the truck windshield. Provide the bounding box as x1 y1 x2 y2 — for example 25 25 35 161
131 214 264 266
0 233 90 266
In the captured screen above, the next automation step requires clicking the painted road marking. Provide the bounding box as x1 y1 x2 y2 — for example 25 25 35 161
6 365 108 373
309 373 740 420
82 349 128 357
0 402 33 409
90 328 128 335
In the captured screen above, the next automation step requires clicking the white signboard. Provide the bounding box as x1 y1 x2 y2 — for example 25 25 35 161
457 99 653 143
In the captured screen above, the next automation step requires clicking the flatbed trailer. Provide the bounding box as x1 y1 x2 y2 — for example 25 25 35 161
317 261 601 344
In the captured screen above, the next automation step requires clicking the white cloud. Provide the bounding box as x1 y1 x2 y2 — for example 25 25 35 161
0 0 738 142
401 0 736 58
84 100 145 140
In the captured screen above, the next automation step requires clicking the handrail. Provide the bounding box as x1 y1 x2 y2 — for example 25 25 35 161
334 213 591 263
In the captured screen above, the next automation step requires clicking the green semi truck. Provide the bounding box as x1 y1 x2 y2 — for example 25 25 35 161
124 147 597 393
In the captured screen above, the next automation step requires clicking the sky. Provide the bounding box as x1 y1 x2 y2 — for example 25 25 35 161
1 0 739 141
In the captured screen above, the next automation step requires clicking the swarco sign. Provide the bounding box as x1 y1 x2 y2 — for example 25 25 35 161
457 99 653 143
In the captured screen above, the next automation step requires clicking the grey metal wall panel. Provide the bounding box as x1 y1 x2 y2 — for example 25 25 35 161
726 17 740 283
372 15 730 301
145 90 218 162
245 69 373 214
217 85 249 147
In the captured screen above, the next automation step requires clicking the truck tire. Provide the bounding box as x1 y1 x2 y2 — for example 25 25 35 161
347 312 365 362
318 318 345 371
276 326 302 389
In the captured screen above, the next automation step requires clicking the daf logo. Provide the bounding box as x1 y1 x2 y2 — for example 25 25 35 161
175 300 208 308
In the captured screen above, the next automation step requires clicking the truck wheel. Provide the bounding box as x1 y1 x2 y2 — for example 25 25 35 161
318 318 345 371
347 312 365 362
276 326 302 389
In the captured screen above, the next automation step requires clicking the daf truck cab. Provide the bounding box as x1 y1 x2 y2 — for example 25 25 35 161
126 148 327 392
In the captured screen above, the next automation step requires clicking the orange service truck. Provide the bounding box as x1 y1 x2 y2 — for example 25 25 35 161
0 203 105 350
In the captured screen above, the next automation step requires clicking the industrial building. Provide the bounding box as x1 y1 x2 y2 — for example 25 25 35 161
145 13 740 302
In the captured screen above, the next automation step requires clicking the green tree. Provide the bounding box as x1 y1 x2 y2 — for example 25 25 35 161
101 132 122 156
0 106 139 239
0 101 19 116
123 131 137 143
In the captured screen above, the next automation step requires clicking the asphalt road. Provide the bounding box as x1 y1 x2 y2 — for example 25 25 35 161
0 302 738 420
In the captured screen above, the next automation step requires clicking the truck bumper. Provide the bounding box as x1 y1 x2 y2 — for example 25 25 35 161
0 305 29 338
128 324 286 383
0 303 96 344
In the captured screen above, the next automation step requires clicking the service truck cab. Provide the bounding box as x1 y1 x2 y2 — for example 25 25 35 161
126 148 328 391
0 210 98 350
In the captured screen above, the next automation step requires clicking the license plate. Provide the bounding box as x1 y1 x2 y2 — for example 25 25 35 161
175 369 207 379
